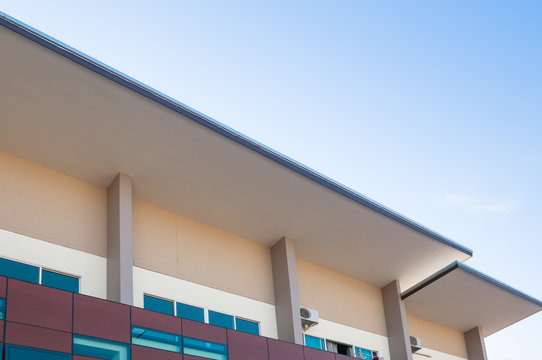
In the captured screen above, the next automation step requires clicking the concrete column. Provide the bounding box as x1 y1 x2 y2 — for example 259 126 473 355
271 236 303 345
382 280 413 360
464 327 488 360
107 172 133 305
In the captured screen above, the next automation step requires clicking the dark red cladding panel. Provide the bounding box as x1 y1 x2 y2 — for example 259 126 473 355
304 347 335 360
132 345 182 360
73 294 130 343
0 319 3 339
181 319 227 345
227 329 268 360
5 321 71 353
131 307 182 335
335 354 355 360
73 356 103 360
6 279 72 332
0 276 6 297
267 339 304 360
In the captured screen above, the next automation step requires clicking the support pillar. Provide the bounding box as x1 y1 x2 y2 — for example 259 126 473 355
464 327 488 360
382 280 413 360
107 172 133 305
271 236 303 345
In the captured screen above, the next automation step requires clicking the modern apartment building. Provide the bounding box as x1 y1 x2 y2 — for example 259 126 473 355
0 11 540 360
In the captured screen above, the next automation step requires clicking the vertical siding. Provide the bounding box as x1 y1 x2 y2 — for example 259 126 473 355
296 258 387 337
407 315 468 359
132 200 275 305
0 151 107 256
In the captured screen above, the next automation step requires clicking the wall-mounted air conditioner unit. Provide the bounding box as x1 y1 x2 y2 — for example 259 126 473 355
410 336 422 353
300 307 319 330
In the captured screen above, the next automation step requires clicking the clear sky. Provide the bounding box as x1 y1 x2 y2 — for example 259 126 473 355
1 1 540 359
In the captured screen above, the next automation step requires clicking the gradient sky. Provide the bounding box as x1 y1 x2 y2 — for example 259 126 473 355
1 1 540 359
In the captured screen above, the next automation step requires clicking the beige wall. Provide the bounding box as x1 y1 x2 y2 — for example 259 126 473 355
0 151 107 256
132 200 275 304
296 258 387 336
407 315 467 359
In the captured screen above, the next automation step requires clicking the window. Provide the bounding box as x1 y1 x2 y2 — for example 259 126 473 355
0 297 5 320
0 257 39 283
355 347 375 359
73 334 130 360
183 337 228 360
132 326 182 353
208 310 234 329
5 344 71 360
144 295 174 316
326 340 354 356
41 269 79 293
235 318 259 335
177 302 205 323
305 334 326 350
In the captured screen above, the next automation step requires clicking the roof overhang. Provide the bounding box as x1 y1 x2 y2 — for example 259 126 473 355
0 13 472 288
402 262 542 336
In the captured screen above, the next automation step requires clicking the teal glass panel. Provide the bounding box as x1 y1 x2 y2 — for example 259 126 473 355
305 335 325 350
144 295 174 315
208 310 234 329
0 297 5 320
176 302 204 322
0 257 39 283
235 318 259 335
183 337 228 360
5 344 71 360
41 270 79 293
131 326 182 353
355 347 373 359
73 334 130 360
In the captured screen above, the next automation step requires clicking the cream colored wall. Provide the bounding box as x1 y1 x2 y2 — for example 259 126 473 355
132 200 275 304
296 258 387 336
407 315 468 359
0 151 107 256
0 228 107 298
133 267 278 338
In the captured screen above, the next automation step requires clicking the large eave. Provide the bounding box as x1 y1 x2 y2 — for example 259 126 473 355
402 262 542 336
0 13 472 288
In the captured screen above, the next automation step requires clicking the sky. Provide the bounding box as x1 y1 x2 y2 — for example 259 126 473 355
1 1 541 359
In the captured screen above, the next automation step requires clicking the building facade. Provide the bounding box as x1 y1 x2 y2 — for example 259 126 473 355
0 11 540 360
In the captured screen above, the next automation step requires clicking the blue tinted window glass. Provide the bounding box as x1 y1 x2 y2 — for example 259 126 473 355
73 334 130 360
0 297 5 320
176 303 204 322
5 344 71 360
131 326 182 353
355 347 373 359
41 270 79 293
305 335 325 350
208 310 234 329
183 336 228 360
0 258 39 283
235 318 259 335
144 295 173 315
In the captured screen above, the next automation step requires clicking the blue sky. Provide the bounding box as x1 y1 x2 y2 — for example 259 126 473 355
1 1 540 358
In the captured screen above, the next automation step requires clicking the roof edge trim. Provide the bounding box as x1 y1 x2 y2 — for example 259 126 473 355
402 261 542 307
0 12 473 256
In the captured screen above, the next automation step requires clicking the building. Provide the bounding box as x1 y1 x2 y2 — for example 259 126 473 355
0 11 540 360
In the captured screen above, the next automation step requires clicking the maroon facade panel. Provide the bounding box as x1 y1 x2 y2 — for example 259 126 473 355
0 276 6 297
268 338 305 360
6 279 72 332
131 307 182 334
304 347 335 360
73 294 131 343
0 319 4 340
335 354 355 360
73 356 103 360
182 319 227 345
227 329 268 360
132 345 182 360
184 355 224 360
5 321 71 353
